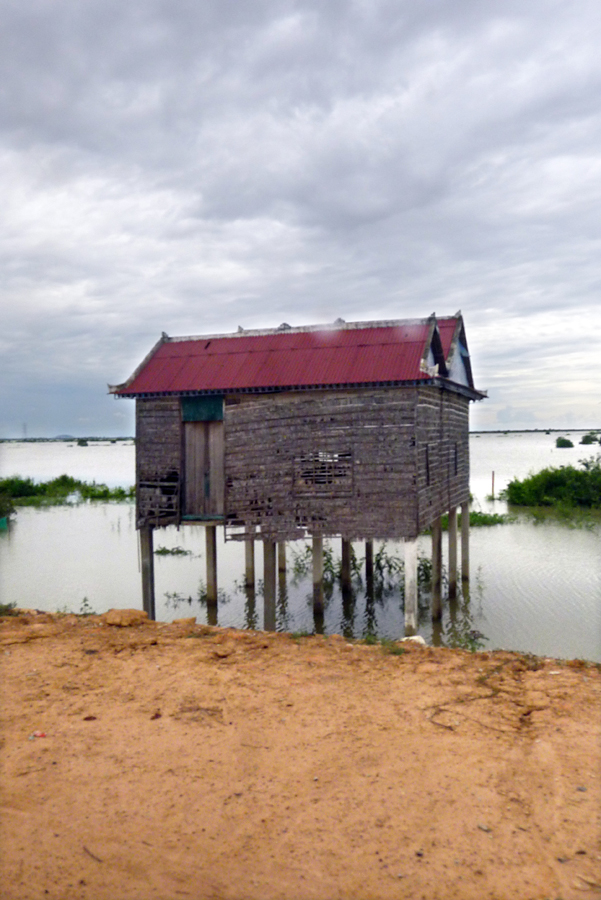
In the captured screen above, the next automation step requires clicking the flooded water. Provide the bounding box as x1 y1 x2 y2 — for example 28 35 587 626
1 433 600 661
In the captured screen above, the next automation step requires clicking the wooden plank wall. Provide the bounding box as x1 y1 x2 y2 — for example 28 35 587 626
136 397 182 527
224 388 421 541
134 387 472 538
415 387 470 532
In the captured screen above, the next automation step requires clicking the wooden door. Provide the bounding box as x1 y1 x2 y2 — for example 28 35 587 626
184 421 224 516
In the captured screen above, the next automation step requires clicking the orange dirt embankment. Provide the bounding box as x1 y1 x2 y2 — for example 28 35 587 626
1 610 600 900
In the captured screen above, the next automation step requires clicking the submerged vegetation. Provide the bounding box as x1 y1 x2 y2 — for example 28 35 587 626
154 545 193 556
0 474 134 507
437 509 511 529
290 542 435 601
502 455 601 509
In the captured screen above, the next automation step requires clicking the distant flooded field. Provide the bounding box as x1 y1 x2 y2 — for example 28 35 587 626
1 433 600 661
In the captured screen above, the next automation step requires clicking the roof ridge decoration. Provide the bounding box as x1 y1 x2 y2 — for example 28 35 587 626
163 315 436 344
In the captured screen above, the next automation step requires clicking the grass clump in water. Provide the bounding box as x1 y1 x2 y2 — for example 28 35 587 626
436 510 510 530
154 546 192 556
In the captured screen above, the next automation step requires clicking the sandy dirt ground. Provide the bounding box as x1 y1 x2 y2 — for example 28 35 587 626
0 610 600 900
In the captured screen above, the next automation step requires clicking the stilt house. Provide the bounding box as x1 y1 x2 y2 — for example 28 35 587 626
110 313 484 544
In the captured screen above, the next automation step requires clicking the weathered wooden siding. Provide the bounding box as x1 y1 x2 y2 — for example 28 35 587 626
135 386 471 537
224 388 421 541
136 397 182 527
415 387 470 531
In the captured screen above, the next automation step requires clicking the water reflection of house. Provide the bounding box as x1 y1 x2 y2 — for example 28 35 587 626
109 313 485 630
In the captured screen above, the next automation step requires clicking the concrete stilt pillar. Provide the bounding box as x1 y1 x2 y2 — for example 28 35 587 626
278 541 286 573
341 539 352 594
365 541 374 583
244 526 255 588
206 525 218 608
448 506 458 599
140 525 155 620
263 540 276 631
431 516 442 621
404 538 418 633
461 500 470 582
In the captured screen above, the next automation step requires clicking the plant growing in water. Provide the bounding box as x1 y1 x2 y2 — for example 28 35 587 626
290 541 438 606
0 475 135 507
154 545 192 556
502 454 601 508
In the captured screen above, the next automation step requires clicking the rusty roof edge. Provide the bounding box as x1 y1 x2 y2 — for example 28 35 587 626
165 316 435 343
108 333 169 395
116 378 487 401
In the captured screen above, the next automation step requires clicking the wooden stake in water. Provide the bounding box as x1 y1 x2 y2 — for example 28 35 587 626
492 471 495 500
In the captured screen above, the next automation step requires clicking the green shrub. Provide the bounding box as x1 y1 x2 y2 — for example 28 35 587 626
0 602 17 616
0 493 15 518
555 436 574 448
580 432 600 445
0 475 135 506
503 455 601 508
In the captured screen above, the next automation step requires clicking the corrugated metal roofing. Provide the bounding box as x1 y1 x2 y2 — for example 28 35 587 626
111 316 480 397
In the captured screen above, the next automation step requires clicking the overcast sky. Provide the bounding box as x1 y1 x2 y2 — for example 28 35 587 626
2 0 601 437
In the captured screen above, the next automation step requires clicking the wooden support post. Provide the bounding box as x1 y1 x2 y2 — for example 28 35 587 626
404 538 418 634
263 540 276 631
461 500 470 582
312 536 324 619
431 516 442 621
448 506 458 599
244 528 255 588
312 536 324 589
365 541 374 582
140 526 156 620
205 525 218 607
341 539 352 594
278 541 286 573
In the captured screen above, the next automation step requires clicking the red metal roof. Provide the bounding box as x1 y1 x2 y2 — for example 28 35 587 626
437 317 459 358
111 316 479 396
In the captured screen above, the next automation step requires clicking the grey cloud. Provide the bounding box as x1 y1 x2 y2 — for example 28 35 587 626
1 1 601 435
